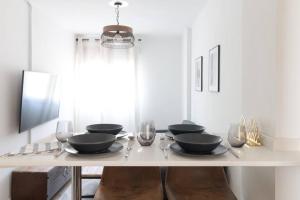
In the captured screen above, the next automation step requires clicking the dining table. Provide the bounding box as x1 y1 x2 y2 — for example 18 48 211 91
2 122 300 199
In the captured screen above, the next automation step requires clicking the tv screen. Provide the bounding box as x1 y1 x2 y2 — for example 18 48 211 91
19 71 60 133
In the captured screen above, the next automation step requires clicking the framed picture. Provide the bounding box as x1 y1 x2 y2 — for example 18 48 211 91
195 56 203 92
208 45 220 92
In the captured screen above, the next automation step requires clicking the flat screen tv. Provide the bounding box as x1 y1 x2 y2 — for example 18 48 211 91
19 71 60 133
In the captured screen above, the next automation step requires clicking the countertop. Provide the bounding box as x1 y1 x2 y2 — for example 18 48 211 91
1 134 300 168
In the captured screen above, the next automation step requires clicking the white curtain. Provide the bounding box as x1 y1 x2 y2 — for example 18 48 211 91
74 37 137 132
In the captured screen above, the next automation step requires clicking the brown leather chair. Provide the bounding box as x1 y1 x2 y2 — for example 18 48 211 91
165 167 237 200
94 167 164 200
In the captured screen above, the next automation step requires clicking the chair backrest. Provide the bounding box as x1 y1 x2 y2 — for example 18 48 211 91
165 167 229 189
100 167 162 188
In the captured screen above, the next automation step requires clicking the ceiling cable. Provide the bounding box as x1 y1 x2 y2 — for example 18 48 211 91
115 5 120 25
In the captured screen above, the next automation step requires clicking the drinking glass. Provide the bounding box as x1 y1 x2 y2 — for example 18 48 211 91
137 121 156 146
56 120 74 149
228 123 246 148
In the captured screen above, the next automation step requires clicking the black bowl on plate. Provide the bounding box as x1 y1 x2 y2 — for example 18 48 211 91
174 133 223 153
168 124 205 135
68 134 116 153
86 124 123 135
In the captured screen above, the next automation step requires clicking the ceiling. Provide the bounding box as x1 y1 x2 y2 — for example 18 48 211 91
29 0 206 35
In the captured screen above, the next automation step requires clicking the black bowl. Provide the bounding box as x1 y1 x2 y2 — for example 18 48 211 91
68 134 116 153
168 124 205 135
174 133 223 153
86 124 123 135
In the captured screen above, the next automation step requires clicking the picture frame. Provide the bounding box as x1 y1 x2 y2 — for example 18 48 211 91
195 56 203 92
208 45 220 92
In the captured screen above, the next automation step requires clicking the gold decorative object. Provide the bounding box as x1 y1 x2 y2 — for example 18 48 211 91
246 119 262 147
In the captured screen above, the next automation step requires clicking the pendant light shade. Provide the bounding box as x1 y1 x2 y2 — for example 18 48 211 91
101 25 134 49
101 1 135 49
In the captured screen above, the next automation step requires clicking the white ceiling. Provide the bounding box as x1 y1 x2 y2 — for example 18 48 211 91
29 0 206 35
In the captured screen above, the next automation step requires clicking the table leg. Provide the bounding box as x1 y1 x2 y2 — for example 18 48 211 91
72 166 82 200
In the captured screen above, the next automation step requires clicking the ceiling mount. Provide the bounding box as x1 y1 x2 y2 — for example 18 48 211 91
109 0 128 8
114 2 122 6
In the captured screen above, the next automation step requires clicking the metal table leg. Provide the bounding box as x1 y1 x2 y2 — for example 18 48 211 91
72 166 82 200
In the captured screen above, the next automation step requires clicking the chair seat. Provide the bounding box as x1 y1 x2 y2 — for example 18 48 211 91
94 185 163 200
94 167 163 200
165 167 237 200
166 187 237 200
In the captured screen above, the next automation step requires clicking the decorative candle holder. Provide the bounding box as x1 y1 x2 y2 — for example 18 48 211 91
246 119 262 147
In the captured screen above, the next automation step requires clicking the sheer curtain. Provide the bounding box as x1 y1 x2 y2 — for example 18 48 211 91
74 36 137 132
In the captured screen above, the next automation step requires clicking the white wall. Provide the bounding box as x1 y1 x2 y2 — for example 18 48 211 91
242 167 275 200
240 1 278 199
191 0 242 138
182 28 192 120
190 1 243 198
275 167 300 200
277 0 300 139
0 0 30 155
30 6 75 142
239 0 300 199
137 35 183 129
0 1 74 199
190 0 300 199
0 1 30 199
190 0 278 199
190 0 279 140
275 0 300 199
242 0 279 138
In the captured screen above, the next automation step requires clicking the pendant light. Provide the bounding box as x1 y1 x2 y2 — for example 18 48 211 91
101 0 135 49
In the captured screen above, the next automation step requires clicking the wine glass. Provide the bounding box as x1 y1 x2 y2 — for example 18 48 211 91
137 121 156 146
56 120 74 150
227 123 246 148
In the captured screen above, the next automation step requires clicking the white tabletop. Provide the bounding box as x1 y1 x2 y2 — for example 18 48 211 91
1 134 300 168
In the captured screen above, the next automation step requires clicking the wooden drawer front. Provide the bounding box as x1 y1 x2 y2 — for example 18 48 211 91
12 167 71 200
12 172 48 200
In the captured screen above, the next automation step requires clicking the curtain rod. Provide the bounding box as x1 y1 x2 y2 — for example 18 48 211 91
75 34 101 40
75 34 142 42
75 38 101 42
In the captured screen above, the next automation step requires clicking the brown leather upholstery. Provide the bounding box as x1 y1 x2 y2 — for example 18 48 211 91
165 167 237 200
94 167 164 200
